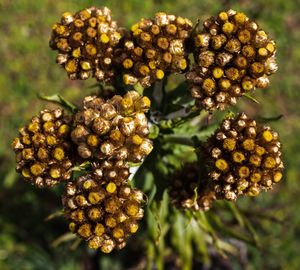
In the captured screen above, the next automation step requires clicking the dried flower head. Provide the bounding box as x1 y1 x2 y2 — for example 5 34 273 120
49 6 123 82
202 113 283 201
169 163 216 211
116 12 193 87
71 91 153 162
187 10 277 111
63 166 144 253
12 109 73 187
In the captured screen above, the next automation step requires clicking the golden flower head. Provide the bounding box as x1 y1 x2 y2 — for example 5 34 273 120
202 113 283 201
116 12 193 87
49 6 123 82
62 165 144 253
187 10 277 111
71 91 153 163
11 109 73 188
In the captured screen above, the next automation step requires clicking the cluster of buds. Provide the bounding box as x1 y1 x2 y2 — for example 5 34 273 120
116 12 193 87
169 163 216 211
71 91 153 163
63 162 144 253
49 6 123 82
202 113 283 201
187 10 278 111
11 109 73 187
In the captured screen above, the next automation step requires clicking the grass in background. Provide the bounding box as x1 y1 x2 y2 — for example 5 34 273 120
1 0 300 269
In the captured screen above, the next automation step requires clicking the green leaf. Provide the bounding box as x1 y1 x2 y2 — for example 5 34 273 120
44 210 64 221
3 168 18 188
243 93 260 104
38 93 78 112
257 114 284 123
69 161 91 172
226 202 245 228
51 232 77 248
170 210 193 270
133 83 144 95
149 124 160 139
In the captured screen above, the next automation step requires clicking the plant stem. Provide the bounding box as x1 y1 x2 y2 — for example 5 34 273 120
161 135 195 147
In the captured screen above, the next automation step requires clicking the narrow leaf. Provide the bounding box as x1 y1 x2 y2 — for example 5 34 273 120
51 232 77 248
243 93 260 104
38 93 78 112
44 210 64 221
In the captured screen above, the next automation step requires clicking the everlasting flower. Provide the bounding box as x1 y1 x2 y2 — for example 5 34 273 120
116 12 193 87
63 165 144 253
169 163 216 211
202 113 283 200
49 6 123 82
12 109 73 187
71 91 153 162
186 10 277 111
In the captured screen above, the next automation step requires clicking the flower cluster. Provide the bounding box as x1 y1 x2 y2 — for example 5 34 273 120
202 113 283 201
71 91 153 163
116 12 193 87
11 6 283 254
63 161 144 253
186 10 277 111
12 109 73 187
169 163 216 211
49 7 123 82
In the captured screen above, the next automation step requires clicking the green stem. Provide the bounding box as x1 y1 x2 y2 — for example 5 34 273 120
161 135 195 147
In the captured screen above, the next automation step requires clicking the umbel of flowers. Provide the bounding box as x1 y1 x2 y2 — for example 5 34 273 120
11 6 283 253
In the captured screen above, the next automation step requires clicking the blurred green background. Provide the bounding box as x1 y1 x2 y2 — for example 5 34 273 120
1 0 300 269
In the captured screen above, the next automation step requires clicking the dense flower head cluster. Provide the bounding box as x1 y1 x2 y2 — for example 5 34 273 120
49 6 123 82
169 163 216 211
12 109 73 187
63 162 144 253
11 6 284 254
116 12 193 87
202 113 283 201
186 9 278 111
71 91 153 162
